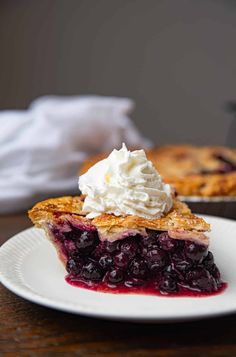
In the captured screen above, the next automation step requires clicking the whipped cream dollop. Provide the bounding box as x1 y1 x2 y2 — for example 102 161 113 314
79 144 173 219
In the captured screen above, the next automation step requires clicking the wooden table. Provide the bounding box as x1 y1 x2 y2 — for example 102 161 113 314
0 213 236 356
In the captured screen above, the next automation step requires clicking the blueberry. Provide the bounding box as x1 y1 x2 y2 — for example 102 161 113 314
76 231 98 254
158 232 177 252
173 255 193 274
141 247 148 256
129 258 148 279
120 239 139 258
107 268 124 284
99 254 113 269
176 260 192 274
114 252 130 268
214 154 236 173
93 242 107 259
210 264 221 280
186 267 217 292
186 267 206 282
164 264 179 279
164 264 174 274
210 264 222 288
167 253 192 281
81 261 103 281
66 258 82 275
146 248 167 272
172 251 185 262
184 242 207 263
203 251 214 269
159 276 178 293
141 232 158 247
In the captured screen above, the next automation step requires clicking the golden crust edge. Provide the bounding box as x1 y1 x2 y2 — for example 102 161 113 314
28 195 210 233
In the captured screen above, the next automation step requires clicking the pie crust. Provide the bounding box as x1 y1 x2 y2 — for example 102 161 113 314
29 195 210 244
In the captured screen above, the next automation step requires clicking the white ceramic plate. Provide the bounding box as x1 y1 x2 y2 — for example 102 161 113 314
0 215 236 323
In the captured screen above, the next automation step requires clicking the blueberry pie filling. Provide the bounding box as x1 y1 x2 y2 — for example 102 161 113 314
46 219 224 296
200 154 236 175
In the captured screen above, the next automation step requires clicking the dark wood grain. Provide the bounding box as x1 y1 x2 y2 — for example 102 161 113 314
0 214 236 356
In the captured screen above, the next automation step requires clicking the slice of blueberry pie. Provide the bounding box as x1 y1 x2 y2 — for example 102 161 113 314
29 145 225 296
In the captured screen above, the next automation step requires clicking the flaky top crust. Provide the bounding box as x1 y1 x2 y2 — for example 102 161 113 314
28 195 210 235
80 145 236 197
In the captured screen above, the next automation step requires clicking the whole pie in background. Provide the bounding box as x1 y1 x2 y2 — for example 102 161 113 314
80 145 236 197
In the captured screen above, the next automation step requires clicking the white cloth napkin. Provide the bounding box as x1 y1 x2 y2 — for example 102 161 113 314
0 96 151 213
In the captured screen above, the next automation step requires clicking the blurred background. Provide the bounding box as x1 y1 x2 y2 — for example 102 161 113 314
1 0 236 145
